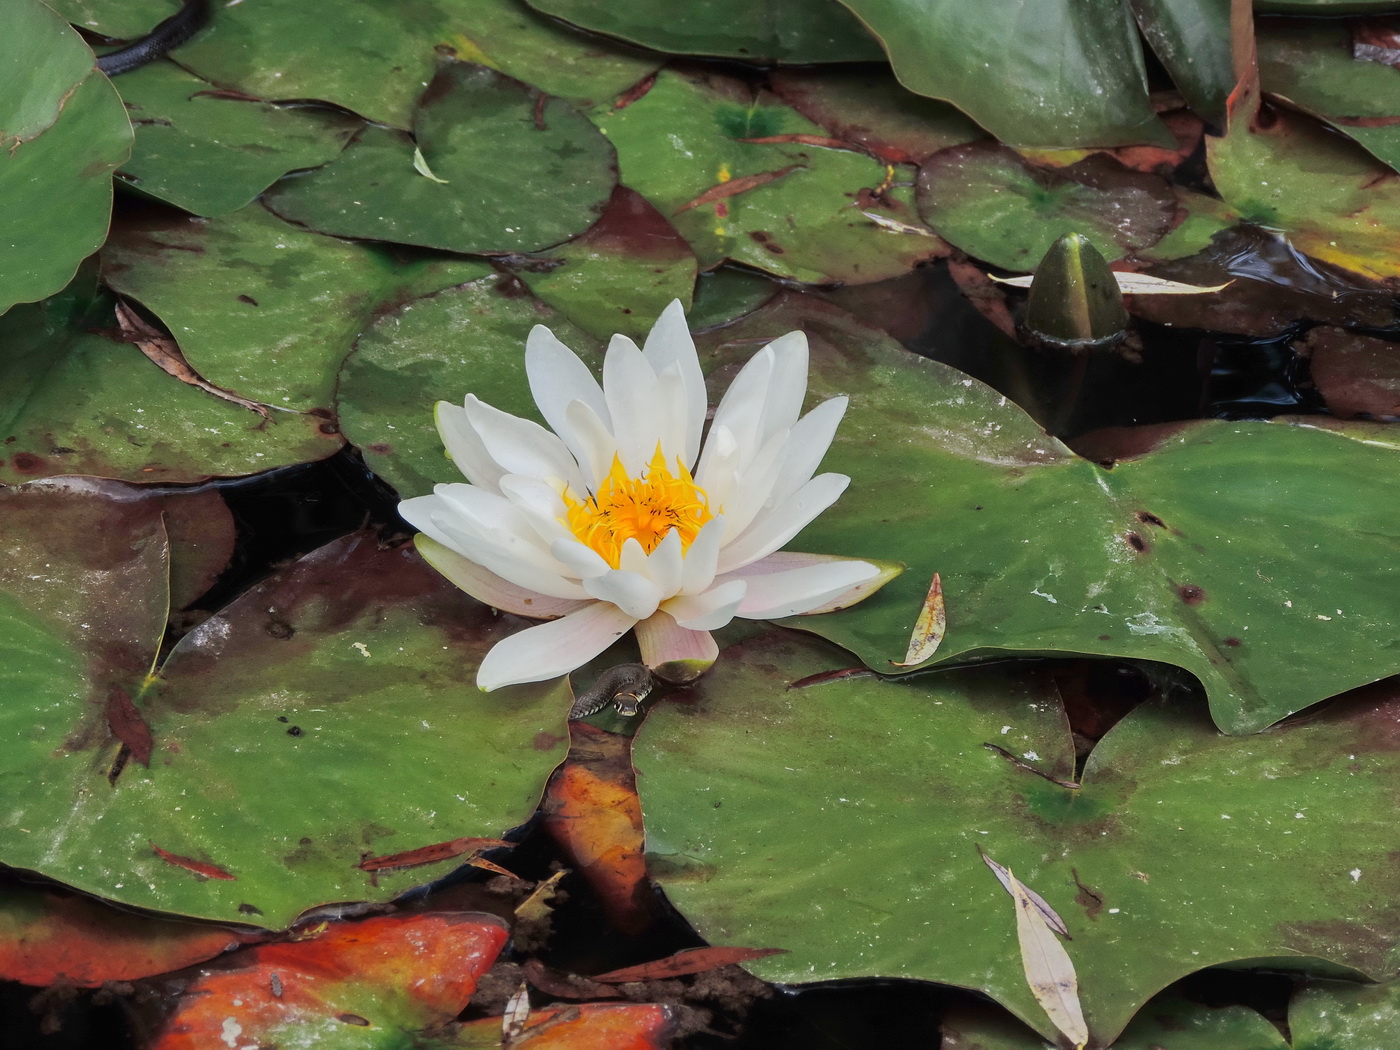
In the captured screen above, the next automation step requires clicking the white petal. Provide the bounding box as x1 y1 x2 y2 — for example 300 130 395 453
694 423 741 514
725 554 882 618
415 535 589 619
436 401 506 493
464 395 586 493
767 397 847 508
498 474 572 546
583 569 664 619
705 347 773 472
677 516 726 595
427 511 587 599
551 538 612 580
563 399 620 490
642 300 706 468
525 324 610 451
642 529 685 598
476 602 636 690
661 579 747 631
759 331 809 440
635 610 718 682
602 334 661 475
712 427 790 540
716 473 850 574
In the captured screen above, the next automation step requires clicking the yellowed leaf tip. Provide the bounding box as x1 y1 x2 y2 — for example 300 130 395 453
892 572 945 667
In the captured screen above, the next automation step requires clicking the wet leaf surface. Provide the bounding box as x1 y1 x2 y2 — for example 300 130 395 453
520 0 883 63
111 61 361 217
594 69 947 284
0 882 260 987
916 144 1176 270
638 623 1400 1043
702 296 1400 734
833 0 1169 148
448 1002 676 1049
152 912 509 1050
266 61 617 255
0 0 131 314
0 529 569 926
1290 977 1400 1049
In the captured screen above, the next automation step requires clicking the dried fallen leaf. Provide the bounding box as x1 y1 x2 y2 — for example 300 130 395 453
149 843 236 881
114 302 278 419
358 836 512 872
860 210 939 236
673 165 804 214
998 864 1088 1049
412 145 450 183
503 982 532 1044
515 870 567 922
978 849 1068 936
590 945 788 983
892 572 946 667
990 272 1232 295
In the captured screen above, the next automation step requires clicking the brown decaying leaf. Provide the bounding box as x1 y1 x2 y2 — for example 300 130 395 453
503 982 532 1043
522 959 623 1001
788 667 875 689
105 684 153 767
946 258 1019 340
673 165 804 214
357 836 512 872
892 572 946 667
515 870 567 922
734 133 870 156
978 849 1068 936
591 946 788 983
150 843 237 881
113 302 276 420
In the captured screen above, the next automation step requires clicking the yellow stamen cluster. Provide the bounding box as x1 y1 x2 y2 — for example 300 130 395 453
564 448 713 568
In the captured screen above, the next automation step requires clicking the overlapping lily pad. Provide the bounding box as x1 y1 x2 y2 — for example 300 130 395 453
697 297 1400 733
638 625 1400 1042
521 0 883 63
833 0 1169 148
0 0 131 314
266 61 616 255
916 143 1176 269
1290 978 1400 1048
0 275 341 485
0 496 569 926
595 69 946 284
112 61 361 217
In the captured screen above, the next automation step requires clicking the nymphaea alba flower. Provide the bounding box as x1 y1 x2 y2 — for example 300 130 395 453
400 300 900 690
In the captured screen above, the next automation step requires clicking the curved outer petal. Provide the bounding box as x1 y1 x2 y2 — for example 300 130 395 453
677 516 726 596
757 330 809 442
436 401 506 494
583 569 665 620
661 579 747 631
551 537 612 580
497 474 574 551
722 553 888 619
477 602 637 690
700 349 773 484
629 530 683 599
414 535 590 619
642 299 707 469
463 395 587 494
635 610 718 683
716 473 851 574
525 323 610 455
602 334 658 475
766 397 847 509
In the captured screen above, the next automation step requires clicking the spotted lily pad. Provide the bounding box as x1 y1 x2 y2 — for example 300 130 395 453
1289 978 1400 1048
638 624 1400 1043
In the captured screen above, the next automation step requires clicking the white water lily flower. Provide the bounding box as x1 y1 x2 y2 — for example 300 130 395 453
400 300 901 690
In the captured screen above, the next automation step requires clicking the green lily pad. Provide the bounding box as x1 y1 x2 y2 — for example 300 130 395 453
1258 22 1400 174
916 143 1176 270
501 186 698 343
1290 978 1400 1048
1256 0 1399 10
941 994 1290 1049
833 0 1169 148
0 511 569 927
112 61 360 217
594 69 946 285
1130 0 1232 124
769 68 984 165
1207 87 1400 283
0 0 131 314
697 296 1400 734
266 61 616 255
102 203 490 414
48 0 178 40
638 625 1400 1043
689 267 781 330
336 276 601 499
0 275 341 485
520 0 883 63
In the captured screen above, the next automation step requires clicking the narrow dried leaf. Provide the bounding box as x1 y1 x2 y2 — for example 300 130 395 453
591 945 788 983
892 572 945 667
113 302 277 419
515 870 567 922
860 210 939 236
149 843 236 881
978 849 1068 936
467 856 524 880
1006 867 1088 1049
989 272 1231 295
357 836 512 872
673 165 803 214
105 685 153 767
412 146 450 183
736 133 867 155
503 982 531 1043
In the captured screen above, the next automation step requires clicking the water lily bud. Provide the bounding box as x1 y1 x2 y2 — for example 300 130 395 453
1022 233 1128 352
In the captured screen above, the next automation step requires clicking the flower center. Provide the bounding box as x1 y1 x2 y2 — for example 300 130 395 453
563 448 713 569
